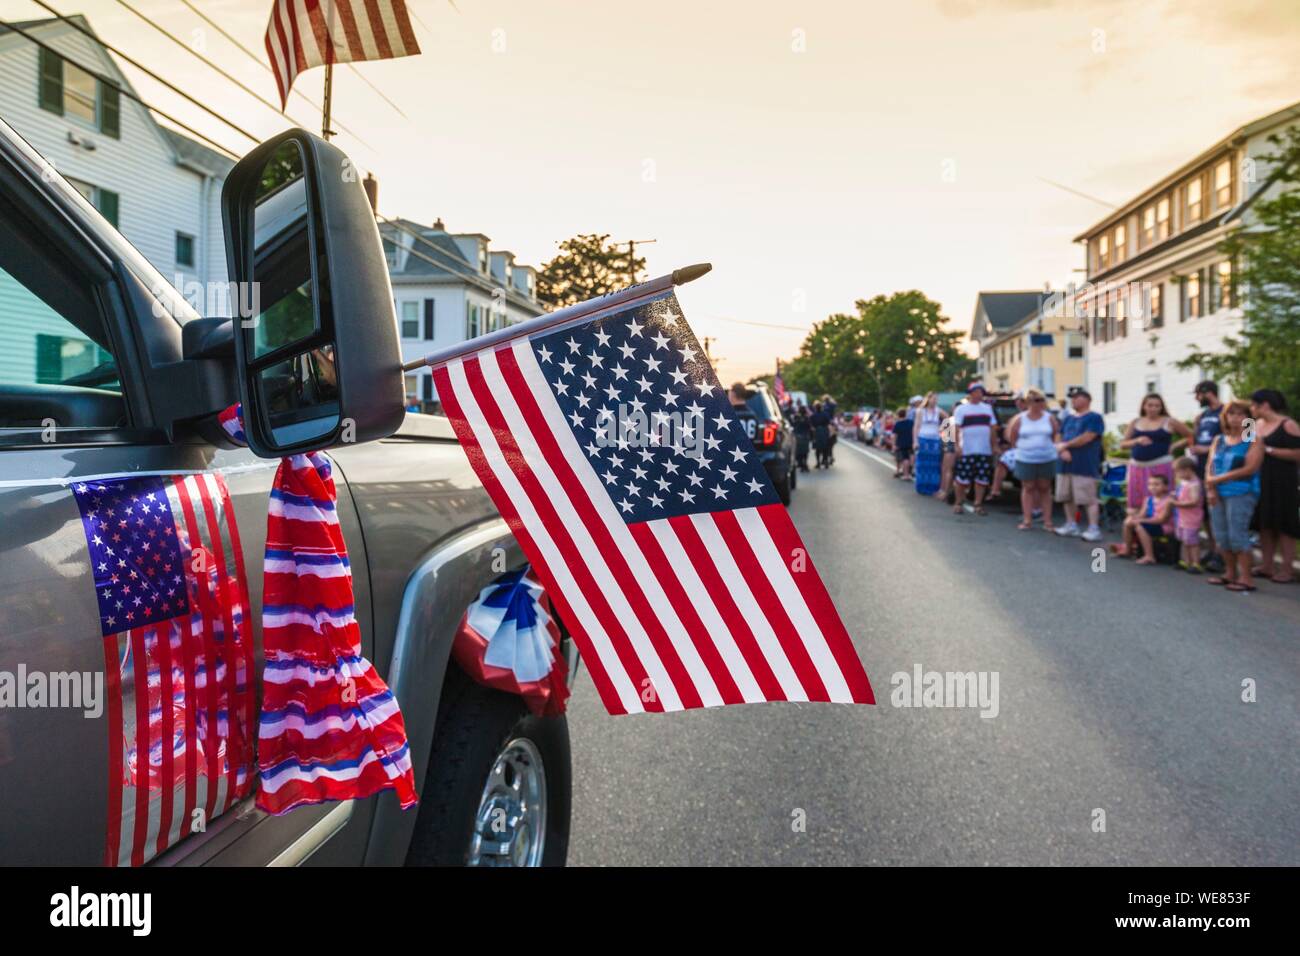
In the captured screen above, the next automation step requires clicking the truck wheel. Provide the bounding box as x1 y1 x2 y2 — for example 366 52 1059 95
406 670 571 867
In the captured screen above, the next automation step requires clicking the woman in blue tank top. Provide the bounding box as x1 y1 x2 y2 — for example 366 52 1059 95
1205 400 1265 592
1121 393 1192 511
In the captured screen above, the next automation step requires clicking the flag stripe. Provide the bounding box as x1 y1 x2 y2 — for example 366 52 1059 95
215 474 259 792
641 519 767 702
171 476 221 823
130 627 150 867
627 522 744 705
195 473 242 811
102 632 124 867
735 507 855 702
432 365 634 714
664 514 789 702
712 509 829 700
155 621 174 857
757 504 874 703
489 346 717 708
449 358 660 710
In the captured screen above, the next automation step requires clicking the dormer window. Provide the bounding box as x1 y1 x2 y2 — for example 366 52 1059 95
38 48 121 138
479 245 488 274
1113 224 1126 263
1214 159 1232 209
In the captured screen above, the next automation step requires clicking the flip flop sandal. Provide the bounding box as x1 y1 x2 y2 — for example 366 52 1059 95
1226 583 1257 592
1017 521 1033 530
1206 577 1231 586
975 507 988 516
1271 576 1296 584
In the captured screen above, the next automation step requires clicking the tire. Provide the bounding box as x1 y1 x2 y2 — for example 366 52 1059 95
773 469 792 506
406 668 571 867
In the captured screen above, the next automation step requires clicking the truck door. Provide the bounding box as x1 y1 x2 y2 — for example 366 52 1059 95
0 135 373 866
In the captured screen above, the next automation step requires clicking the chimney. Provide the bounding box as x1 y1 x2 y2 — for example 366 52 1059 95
432 217 445 231
362 172 379 213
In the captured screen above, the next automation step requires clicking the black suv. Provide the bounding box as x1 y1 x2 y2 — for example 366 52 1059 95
730 381 796 505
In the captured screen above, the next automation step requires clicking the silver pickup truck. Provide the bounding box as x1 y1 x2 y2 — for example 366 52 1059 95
0 120 572 866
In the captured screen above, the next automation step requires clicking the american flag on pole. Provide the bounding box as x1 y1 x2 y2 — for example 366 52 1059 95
430 283 874 714
264 0 421 110
72 473 255 867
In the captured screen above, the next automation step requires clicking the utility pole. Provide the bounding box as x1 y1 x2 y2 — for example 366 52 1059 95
623 238 657 284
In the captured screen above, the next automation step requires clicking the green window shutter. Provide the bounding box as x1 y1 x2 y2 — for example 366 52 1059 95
100 81 121 138
35 334 63 384
98 189 119 228
38 48 64 115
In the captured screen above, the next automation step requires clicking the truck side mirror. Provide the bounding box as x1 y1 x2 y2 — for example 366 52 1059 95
221 129 404 458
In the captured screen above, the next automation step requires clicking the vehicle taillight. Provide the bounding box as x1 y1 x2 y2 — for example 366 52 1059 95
760 421 779 446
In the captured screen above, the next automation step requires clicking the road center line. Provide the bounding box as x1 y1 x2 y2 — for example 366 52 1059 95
836 439 896 471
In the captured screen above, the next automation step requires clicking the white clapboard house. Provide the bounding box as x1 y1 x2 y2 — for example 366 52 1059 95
380 217 544 411
1073 100 1300 431
0 14 232 388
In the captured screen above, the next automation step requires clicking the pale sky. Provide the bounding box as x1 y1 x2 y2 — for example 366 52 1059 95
12 0 1300 382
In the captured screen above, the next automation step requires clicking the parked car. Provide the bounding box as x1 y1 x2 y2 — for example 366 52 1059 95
731 380 796 505
0 121 573 867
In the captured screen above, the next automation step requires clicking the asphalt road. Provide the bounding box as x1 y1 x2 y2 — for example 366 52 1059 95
565 436 1299 865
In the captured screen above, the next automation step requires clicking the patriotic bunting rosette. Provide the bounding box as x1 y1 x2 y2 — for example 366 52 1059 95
452 567 569 717
219 404 417 815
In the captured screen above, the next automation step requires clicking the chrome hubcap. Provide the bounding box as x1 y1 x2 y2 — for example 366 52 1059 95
467 737 547 867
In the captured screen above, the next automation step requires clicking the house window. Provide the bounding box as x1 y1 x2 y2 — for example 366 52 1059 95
1185 177 1203 226
383 238 399 269
400 301 419 338
1094 294 1107 343
423 298 435 339
1066 332 1084 359
65 177 119 228
1103 381 1117 415
1210 261 1233 310
1148 283 1163 329
1214 159 1233 209
1182 272 1201 321
403 374 419 403
1156 197 1170 241
38 49 121 138
175 232 195 268
1116 295 1127 338
466 301 481 339
478 246 488 274
1098 234 1110 271
1113 223 1126 263
1141 205 1156 246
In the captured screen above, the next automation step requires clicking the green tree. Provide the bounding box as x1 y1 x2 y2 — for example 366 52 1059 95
1178 125 1300 411
783 291 966 408
906 359 944 398
537 233 645 309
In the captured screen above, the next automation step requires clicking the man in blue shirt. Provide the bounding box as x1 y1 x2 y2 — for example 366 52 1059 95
1188 379 1225 568
1053 388 1106 541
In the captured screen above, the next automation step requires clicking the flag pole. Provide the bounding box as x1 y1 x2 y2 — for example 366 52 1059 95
401 263 713 372
321 60 334 140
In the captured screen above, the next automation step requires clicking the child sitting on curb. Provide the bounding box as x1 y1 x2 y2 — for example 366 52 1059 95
1114 473 1174 564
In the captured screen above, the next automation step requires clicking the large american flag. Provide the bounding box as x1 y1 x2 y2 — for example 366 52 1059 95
72 473 255 867
432 291 874 714
264 0 421 110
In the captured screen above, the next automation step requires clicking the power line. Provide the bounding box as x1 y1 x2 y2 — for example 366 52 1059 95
1036 176 1117 209
26 0 260 145
0 17 239 158
344 64 409 120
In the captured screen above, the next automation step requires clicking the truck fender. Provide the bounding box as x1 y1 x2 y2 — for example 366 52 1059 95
363 518 524 865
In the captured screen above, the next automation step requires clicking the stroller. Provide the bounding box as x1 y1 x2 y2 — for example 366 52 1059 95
1098 462 1128 533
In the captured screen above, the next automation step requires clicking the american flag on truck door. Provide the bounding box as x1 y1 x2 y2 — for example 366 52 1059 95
432 292 874 715
263 0 421 110
72 473 255 867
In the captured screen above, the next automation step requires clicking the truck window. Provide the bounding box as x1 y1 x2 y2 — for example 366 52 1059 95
0 195 124 431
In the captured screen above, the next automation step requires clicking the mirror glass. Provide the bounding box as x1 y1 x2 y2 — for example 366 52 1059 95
248 140 338 448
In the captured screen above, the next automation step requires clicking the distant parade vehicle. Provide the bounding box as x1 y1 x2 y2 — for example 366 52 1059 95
731 380 797 505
